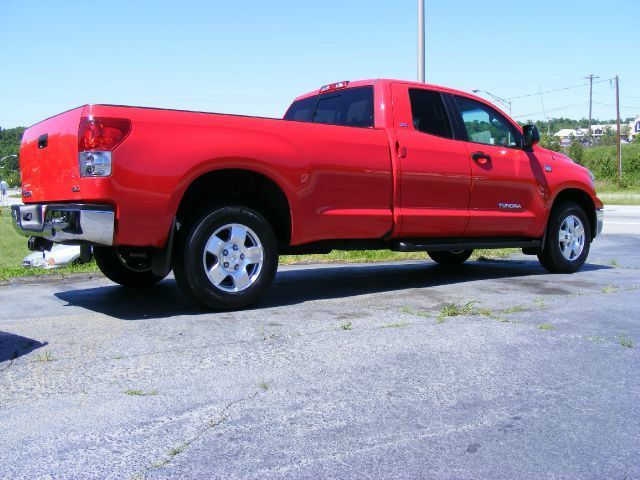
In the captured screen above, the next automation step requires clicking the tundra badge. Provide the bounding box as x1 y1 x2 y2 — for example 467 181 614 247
498 203 522 210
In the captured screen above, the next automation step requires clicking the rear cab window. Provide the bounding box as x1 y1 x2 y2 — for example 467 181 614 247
408 88 453 139
284 86 374 128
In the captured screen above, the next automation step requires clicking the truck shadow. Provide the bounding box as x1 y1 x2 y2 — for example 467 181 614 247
0 332 48 365
54 260 611 321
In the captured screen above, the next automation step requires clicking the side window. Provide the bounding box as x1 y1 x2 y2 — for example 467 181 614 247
455 96 520 148
312 87 374 128
284 96 317 122
408 89 453 139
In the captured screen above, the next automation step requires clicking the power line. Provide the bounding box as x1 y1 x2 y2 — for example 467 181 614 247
513 102 589 119
593 101 640 111
506 79 610 101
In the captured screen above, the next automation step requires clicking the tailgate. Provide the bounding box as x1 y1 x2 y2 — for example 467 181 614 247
20 106 85 203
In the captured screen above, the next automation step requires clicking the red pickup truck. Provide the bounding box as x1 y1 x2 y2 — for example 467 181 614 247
12 79 603 309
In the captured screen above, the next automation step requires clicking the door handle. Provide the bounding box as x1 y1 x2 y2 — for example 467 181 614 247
471 151 491 165
396 140 407 159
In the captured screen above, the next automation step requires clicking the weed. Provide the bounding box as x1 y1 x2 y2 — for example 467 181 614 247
501 305 526 314
602 285 619 294
33 351 53 362
538 323 555 331
534 298 547 308
399 306 430 318
437 301 478 322
609 259 619 267
340 322 353 331
618 335 634 348
259 382 270 390
169 445 185 457
113 354 124 360
125 389 158 396
381 322 411 328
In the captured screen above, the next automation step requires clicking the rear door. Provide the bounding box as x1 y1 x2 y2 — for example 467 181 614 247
19 107 85 203
391 83 471 237
451 95 543 236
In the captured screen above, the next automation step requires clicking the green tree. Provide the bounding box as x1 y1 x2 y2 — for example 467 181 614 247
540 133 561 152
567 138 584 164
0 126 26 187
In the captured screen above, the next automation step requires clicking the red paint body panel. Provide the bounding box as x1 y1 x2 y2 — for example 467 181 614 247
19 79 601 249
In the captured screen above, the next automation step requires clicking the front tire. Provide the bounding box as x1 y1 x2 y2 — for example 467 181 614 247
173 206 278 310
538 202 591 273
94 247 167 287
427 250 473 265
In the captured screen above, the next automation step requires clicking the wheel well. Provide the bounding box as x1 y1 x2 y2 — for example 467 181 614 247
551 189 596 239
176 169 292 248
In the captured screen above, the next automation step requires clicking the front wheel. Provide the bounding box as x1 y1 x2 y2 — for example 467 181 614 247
173 206 278 310
538 202 591 273
94 246 167 287
427 250 473 265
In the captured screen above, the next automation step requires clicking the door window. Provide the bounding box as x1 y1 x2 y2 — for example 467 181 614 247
455 96 520 148
408 89 453 139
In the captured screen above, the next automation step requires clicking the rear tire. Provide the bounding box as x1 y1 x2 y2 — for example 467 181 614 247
94 246 167 287
427 250 473 265
537 202 591 273
173 206 278 310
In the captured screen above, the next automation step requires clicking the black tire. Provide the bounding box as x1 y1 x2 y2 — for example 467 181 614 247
94 246 167 287
427 249 473 265
538 202 591 273
173 206 278 310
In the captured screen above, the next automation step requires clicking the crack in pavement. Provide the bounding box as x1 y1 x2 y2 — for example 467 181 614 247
132 390 262 479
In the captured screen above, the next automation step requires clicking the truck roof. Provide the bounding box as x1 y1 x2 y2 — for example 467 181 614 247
293 79 476 102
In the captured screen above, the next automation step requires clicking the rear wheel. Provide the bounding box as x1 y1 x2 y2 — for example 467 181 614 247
538 202 591 273
427 249 473 265
94 246 167 287
173 206 278 310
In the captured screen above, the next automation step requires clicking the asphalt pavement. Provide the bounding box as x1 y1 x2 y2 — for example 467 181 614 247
1 209 639 479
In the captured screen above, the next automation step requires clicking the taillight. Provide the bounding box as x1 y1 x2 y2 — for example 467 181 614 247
78 117 131 152
78 117 130 177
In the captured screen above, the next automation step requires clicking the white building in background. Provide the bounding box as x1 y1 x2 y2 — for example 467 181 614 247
554 117 640 144
554 128 588 144
629 117 640 141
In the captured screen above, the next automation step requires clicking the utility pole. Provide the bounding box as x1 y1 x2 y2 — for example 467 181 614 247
615 75 622 182
417 0 425 83
584 74 599 139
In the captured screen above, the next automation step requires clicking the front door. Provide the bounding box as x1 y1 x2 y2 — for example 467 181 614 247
391 84 472 237
452 95 544 237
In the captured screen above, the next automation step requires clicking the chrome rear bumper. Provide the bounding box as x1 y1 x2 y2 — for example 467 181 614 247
11 204 115 246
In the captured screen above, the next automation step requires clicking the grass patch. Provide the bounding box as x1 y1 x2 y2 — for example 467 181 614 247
399 306 430 318
381 322 411 329
124 389 158 396
0 207 31 270
501 305 526 314
586 335 605 342
437 301 478 323
472 248 519 261
602 285 619 294
340 322 353 331
618 335 634 348
280 247 517 266
33 351 53 362
538 323 555 331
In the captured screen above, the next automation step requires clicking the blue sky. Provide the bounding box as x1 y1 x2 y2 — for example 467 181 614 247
1 0 639 128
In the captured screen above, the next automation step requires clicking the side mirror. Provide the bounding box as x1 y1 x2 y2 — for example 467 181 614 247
523 125 540 149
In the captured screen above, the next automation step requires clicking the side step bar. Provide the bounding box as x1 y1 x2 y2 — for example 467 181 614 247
390 237 541 253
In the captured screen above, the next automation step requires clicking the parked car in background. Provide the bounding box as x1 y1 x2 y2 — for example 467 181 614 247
22 245 85 269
